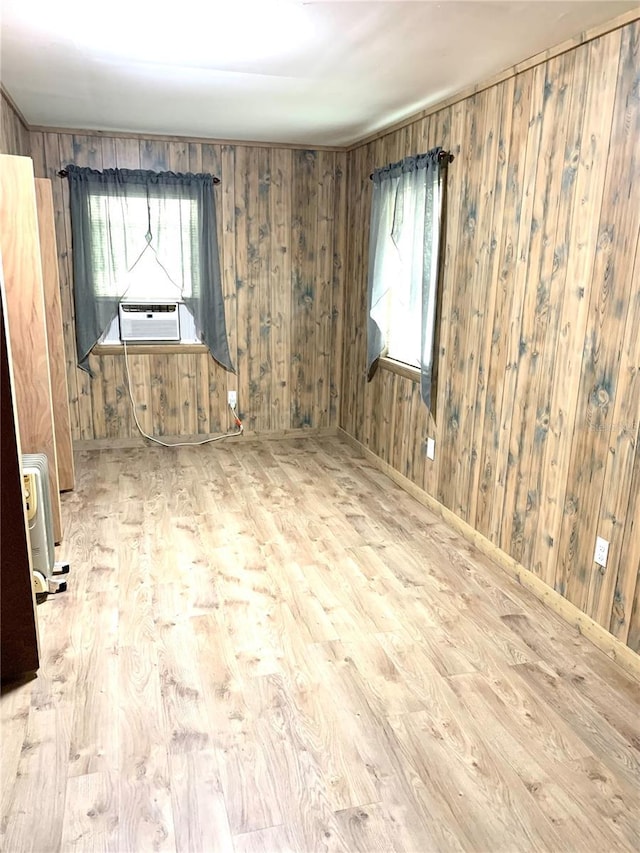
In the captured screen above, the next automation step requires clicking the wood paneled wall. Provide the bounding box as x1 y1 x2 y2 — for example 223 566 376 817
1 89 30 157
29 133 346 440
342 21 640 652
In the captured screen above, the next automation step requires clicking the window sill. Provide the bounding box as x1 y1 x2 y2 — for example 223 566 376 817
379 357 420 382
93 343 209 356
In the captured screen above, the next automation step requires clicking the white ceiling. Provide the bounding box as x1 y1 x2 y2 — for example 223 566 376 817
1 1 636 147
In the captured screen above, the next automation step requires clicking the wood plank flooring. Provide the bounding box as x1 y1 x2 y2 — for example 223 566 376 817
1 435 639 852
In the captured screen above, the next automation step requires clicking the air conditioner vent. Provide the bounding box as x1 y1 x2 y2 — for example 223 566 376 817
121 303 177 313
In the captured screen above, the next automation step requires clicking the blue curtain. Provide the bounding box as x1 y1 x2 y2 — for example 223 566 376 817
65 165 233 374
367 149 444 409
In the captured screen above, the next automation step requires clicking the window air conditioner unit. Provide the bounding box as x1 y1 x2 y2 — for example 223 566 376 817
118 301 181 342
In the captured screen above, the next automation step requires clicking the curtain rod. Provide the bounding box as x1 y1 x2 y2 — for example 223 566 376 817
57 168 221 184
369 149 454 181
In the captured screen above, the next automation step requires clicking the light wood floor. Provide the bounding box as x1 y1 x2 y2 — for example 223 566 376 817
1 436 639 852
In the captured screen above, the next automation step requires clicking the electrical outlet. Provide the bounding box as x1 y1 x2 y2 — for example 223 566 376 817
594 536 609 568
426 437 435 460
227 390 237 408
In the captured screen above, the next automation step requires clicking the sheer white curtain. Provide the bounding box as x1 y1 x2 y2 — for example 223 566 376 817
367 151 443 409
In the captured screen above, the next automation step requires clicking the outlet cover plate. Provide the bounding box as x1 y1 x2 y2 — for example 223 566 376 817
228 390 237 408
594 536 609 568
426 437 435 460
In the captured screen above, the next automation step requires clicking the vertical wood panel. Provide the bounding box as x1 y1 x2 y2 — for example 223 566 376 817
149 353 173 436
245 144 262 429
0 91 30 157
341 145 358 441
258 147 273 430
127 352 153 435
168 140 189 174
331 151 347 427
115 137 141 169
315 151 334 428
448 90 485 517
489 64 545 550
234 146 250 426
220 144 237 433
451 88 495 523
291 151 318 428
341 141 373 445
220 144 238 378
29 131 45 174
100 355 128 438
471 78 515 535
246 147 262 429
269 147 292 431
464 82 507 529
340 20 640 654
35 178 75 491
47 133 82 441
140 139 170 171
505 53 576 565
437 97 466 511
178 352 198 435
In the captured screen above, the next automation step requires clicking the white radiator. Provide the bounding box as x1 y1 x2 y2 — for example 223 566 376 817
22 453 55 576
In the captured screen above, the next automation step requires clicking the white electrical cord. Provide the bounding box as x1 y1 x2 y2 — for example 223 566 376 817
123 340 243 447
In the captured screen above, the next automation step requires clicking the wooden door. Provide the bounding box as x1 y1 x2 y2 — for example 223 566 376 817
0 154 63 543
0 271 40 679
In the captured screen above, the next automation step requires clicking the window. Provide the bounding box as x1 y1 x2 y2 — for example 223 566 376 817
367 150 446 409
88 188 203 345
65 165 233 374
376 188 437 367
87 190 199 301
